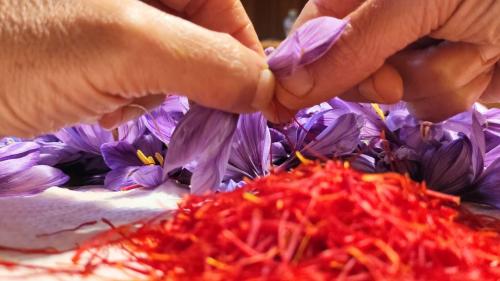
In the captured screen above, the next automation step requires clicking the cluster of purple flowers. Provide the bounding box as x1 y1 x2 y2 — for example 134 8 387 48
0 17 498 209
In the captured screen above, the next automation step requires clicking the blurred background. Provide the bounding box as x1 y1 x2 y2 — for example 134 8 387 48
241 0 308 40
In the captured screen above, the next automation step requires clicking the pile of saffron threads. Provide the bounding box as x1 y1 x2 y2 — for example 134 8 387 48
72 161 500 281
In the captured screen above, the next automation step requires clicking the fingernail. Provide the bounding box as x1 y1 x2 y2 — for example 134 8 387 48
252 68 276 110
478 45 500 64
279 67 315 98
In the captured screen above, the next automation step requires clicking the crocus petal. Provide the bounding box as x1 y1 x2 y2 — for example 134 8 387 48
131 165 163 189
348 154 376 173
142 95 189 145
467 158 500 208
226 113 271 182
56 124 113 154
485 145 500 167
104 167 139 191
164 105 238 194
0 166 69 197
0 142 39 161
422 136 476 194
483 108 500 152
36 140 80 166
220 180 246 193
268 17 348 77
118 119 147 144
0 151 39 179
331 101 385 140
101 142 142 169
302 113 363 158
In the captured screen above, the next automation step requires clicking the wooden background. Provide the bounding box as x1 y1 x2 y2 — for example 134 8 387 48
241 0 308 40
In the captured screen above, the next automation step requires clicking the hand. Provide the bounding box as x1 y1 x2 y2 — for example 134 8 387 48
273 0 500 122
0 0 275 137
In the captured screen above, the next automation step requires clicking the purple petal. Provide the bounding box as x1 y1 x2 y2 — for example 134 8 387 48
268 17 348 77
0 151 39 179
142 96 189 145
164 105 238 194
0 142 39 161
131 165 163 189
226 113 271 182
0 166 69 197
422 136 476 194
485 145 500 167
484 108 500 152
305 113 363 157
333 102 386 140
118 119 147 144
36 140 80 166
101 142 142 169
104 167 139 191
56 124 113 154
348 154 376 173
467 158 500 208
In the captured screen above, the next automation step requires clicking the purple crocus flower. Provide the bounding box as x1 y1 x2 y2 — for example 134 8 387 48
164 105 238 194
55 124 115 155
467 158 500 208
141 95 189 145
421 135 480 195
289 111 363 159
101 134 165 191
223 113 271 186
0 142 68 196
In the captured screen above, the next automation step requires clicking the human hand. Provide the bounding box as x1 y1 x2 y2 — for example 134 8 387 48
0 0 275 137
270 0 500 122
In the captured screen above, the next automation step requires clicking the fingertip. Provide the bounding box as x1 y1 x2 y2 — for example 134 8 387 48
251 68 276 111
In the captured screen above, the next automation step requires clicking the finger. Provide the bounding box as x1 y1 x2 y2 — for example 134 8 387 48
336 63 403 103
409 69 494 122
99 94 166 129
389 42 498 102
159 0 263 54
294 0 364 28
275 0 461 110
89 0 273 114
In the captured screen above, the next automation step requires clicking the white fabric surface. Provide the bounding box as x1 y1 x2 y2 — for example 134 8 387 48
0 183 188 280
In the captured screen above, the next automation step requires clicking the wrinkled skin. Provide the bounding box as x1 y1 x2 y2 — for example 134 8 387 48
0 0 275 137
268 0 500 123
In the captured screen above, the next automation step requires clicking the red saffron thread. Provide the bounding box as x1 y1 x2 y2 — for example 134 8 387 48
63 162 500 281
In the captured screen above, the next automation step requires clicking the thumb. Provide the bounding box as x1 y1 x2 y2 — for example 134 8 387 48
275 0 461 110
89 0 274 116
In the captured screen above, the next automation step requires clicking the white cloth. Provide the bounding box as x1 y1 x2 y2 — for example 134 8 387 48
0 183 187 280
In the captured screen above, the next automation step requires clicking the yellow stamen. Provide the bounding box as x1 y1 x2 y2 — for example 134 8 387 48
154 152 164 166
136 149 155 165
295 151 312 164
371 103 386 121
